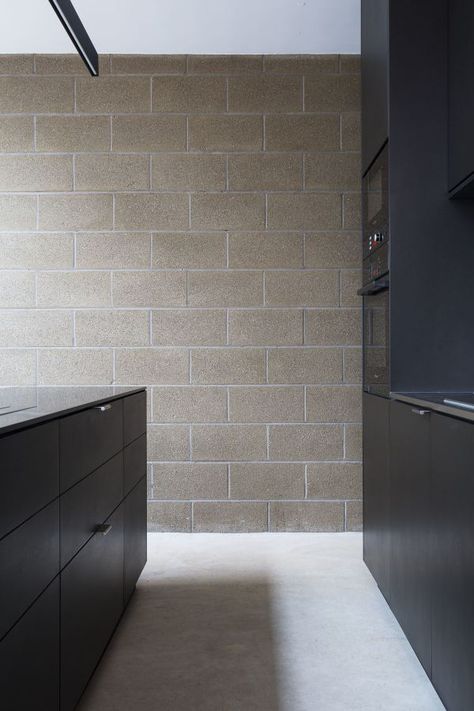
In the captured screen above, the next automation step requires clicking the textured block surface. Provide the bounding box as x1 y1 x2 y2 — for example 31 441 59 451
0 53 361 532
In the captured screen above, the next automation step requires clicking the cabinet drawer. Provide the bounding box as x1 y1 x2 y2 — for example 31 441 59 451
59 398 123 492
124 433 146 496
0 500 59 640
60 452 123 568
123 390 146 446
124 477 147 603
0 578 59 711
61 505 124 711
0 421 59 540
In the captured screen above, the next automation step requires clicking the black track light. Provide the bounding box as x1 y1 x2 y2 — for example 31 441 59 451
48 0 99 76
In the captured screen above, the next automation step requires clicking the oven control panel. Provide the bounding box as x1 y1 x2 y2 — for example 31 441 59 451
368 231 386 252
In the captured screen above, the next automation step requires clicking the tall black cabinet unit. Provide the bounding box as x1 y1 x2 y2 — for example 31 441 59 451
361 0 389 173
0 388 147 711
361 0 474 394
448 0 474 196
362 2 474 710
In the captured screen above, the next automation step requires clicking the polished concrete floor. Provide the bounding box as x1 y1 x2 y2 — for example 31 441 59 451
78 533 445 711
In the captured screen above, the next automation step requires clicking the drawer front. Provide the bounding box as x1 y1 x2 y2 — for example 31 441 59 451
123 390 146 446
0 500 59 640
124 433 147 496
124 476 147 603
0 579 59 711
60 398 123 492
0 421 59 540
61 505 124 711
60 452 123 568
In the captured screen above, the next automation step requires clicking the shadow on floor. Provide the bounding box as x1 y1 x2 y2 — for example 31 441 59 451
77 577 281 711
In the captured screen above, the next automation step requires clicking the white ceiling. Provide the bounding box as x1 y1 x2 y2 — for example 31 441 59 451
1 0 360 54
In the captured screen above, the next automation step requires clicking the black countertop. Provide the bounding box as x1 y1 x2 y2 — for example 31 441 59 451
392 392 474 423
0 387 145 436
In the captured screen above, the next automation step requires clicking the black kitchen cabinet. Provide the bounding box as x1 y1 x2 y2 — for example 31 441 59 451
361 0 474 704
60 452 123 567
365 394 474 709
361 0 389 172
362 393 390 600
431 413 474 711
61 506 124 711
0 420 58 540
124 476 148 603
0 388 147 711
389 400 432 675
59 398 123 492
0 579 60 711
361 0 474 393
0 500 59 639
448 0 474 196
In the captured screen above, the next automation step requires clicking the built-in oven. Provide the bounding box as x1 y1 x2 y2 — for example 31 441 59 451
358 144 390 397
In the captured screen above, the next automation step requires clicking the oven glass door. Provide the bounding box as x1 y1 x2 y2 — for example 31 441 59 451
363 286 390 397
362 145 389 259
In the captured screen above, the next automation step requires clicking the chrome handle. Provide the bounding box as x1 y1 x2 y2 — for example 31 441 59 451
95 403 112 412
411 408 431 416
95 523 112 536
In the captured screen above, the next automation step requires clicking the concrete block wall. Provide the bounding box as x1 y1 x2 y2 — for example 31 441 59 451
0 53 362 532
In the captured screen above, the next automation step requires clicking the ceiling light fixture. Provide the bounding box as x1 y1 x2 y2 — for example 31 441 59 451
48 0 99 76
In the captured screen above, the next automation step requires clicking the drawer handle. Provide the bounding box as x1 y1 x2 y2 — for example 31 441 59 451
95 403 112 412
95 523 112 536
411 408 431 416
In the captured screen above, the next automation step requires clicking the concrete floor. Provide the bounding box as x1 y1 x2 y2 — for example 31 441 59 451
78 533 445 711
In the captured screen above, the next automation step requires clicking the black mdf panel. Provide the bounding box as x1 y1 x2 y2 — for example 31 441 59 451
431 413 474 711
0 500 59 640
124 433 146 496
361 0 389 173
61 505 124 711
362 393 390 601
389 0 474 391
124 476 147 603
123 390 146 446
60 452 123 567
448 0 474 195
59 398 123 492
0 579 60 711
389 400 432 676
0 421 59 540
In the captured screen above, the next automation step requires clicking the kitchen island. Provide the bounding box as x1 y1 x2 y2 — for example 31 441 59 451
0 387 147 711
